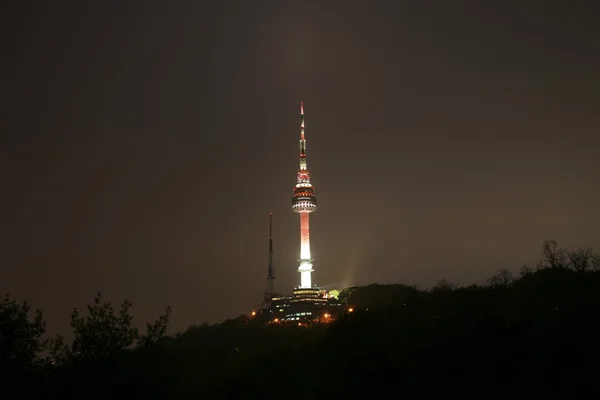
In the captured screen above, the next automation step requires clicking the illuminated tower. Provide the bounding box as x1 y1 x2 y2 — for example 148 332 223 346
292 102 317 289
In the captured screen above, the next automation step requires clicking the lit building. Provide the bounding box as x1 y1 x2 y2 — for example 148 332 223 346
271 289 343 322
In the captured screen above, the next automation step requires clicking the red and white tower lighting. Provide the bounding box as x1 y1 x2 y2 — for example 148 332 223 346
292 102 318 289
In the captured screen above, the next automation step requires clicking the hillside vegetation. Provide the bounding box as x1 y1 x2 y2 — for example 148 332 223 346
2 240 599 398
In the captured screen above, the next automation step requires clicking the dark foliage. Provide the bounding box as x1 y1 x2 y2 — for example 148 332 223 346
0 295 46 398
2 240 600 399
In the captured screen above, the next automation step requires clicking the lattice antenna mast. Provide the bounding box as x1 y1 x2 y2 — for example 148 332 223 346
260 213 276 312
267 213 275 294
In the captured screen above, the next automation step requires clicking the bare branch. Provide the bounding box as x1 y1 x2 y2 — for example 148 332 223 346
431 278 457 292
568 246 594 272
486 269 514 288
519 264 534 277
539 239 567 269
591 254 600 272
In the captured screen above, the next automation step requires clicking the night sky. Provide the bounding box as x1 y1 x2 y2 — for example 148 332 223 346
2 1 599 336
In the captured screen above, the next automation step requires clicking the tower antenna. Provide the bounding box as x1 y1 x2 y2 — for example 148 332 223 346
259 213 276 312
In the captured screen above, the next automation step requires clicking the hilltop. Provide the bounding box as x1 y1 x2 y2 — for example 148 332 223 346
2 240 600 398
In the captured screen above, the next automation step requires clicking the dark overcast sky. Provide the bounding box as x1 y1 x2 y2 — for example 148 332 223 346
1 1 599 336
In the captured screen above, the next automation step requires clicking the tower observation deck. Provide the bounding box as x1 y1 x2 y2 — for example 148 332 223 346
292 102 317 289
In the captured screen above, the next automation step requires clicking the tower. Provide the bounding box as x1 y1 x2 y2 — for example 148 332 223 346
260 213 276 312
292 102 317 289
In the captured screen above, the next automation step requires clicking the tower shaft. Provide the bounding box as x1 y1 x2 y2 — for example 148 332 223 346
300 212 310 260
298 212 313 288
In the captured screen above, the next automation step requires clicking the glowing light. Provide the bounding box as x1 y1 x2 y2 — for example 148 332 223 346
251 311 256 316
274 318 279 322
297 198 315 288
297 170 310 182
299 262 313 289
300 213 310 260
348 308 354 313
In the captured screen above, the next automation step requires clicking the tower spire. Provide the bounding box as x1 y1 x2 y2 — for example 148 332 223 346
300 101 305 140
299 102 307 171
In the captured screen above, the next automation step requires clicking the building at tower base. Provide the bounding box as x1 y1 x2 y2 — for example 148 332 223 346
270 288 343 322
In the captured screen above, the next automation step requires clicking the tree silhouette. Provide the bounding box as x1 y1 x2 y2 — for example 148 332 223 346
140 306 172 347
0 295 46 368
44 293 172 399
431 278 457 292
592 253 600 271
539 239 568 268
4 239 600 398
70 293 139 362
0 295 46 397
568 246 594 272
486 269 514 288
